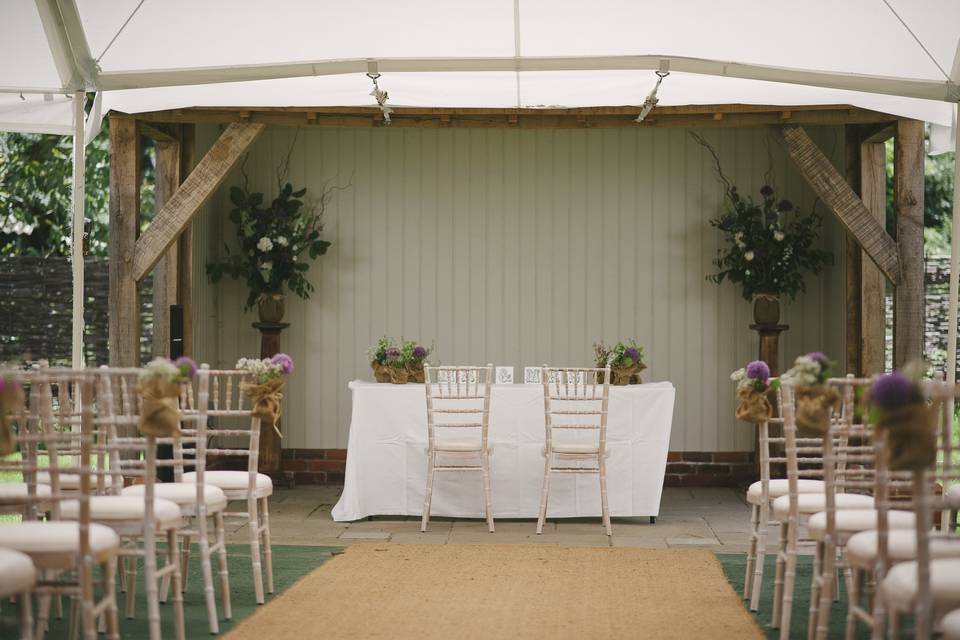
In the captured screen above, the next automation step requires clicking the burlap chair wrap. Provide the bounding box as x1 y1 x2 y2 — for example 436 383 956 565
735 387 772 424
794 385 841 436
875 403 936 472
137 378 183 438
0 385 24 456
241 377 285 438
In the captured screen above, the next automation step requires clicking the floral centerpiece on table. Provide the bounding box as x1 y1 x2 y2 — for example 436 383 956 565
0 376 24 456
137 357 197 437
731 360 780 424
868 365 935 471
206 171 338 322
367 337 432 384
593 340 646 385
236 354 294 437
782 352 839 435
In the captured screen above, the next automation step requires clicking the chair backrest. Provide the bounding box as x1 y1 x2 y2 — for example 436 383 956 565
540 366 610 457
423 365 494 452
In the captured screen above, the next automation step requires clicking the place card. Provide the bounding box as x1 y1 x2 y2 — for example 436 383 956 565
523 367 541 384
495 366 514 384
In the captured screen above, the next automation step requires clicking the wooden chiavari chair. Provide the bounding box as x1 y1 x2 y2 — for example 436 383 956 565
744 383 826 612
944 609 960 639
537 366 611 536
0 368 120 640
110 367 232 635
770 380 875 640
180 366 274 605
880 378 960 638
421 365 495 533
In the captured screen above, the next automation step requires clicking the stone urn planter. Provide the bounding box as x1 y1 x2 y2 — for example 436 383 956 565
257 293 285 323
752 293 780 326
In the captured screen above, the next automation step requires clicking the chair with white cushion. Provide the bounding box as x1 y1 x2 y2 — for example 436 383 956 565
0 548 36 640
180 366 274 604
880 379 960 638
944 609 960 640
537 366 611 536
422 365 495 533
0 369 120 640
107 367 232 634
743 383 826 612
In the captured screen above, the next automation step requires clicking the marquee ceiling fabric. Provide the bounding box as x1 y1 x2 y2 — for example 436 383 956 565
0 0 958 137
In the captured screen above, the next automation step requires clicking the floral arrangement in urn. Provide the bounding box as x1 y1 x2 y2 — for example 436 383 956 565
593 340 646 385
368 337 433 384
137 356 197 437
236 354 294 436
206 169 338 322
731 360 780 424
868 364 935 471
783 352 839 435
0 375 25 456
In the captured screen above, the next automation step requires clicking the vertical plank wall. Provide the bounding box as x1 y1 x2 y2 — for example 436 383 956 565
190 125 847 453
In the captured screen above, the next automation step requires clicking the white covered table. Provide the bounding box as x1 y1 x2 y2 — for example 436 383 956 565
331 380 676 521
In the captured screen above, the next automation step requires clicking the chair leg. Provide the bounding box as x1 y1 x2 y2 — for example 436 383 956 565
103 559 119 640
536 457 551 535
196 513 220 634
772 522 788 628
144 529 161 640
167 529 185 640
124 553 138 619
807 542 823 640
481 455 495 533
420 454 436 533
815 544 836 640
744 504 759 600
179 535 192 593
259 497 274 593
599 458 612 536
214 510 232 619
750 501 770 611
779 527 798 640
844 567 861 640
248 496 265 605
18 591 33 640
35 591 51 640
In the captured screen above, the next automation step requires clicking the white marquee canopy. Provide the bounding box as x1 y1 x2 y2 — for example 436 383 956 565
1 0 959 376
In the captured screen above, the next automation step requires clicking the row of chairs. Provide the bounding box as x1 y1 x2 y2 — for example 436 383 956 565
743 374 960 639
420 365 614 536
0 364 275 640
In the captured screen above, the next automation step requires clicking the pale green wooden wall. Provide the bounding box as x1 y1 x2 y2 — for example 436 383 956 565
189 124 847 452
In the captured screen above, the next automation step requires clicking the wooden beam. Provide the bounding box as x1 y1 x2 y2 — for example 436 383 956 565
893 119 925 367
860 122 896 145
151 130 181 358
844 126 862 376
768 124 900 284
138 121 180 144
860 140 887 375
133 122 265 282
108 116 141 366
177 123 196 357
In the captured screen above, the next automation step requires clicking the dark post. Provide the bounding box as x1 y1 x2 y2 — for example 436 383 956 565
750 321 789 477
253 321 289 474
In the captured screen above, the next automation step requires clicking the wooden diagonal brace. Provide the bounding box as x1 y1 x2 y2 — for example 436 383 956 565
768 124 900 284
133 121 265 281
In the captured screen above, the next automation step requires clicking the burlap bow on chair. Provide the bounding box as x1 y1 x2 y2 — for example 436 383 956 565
137 378 183 438
794 384 841 436
0 383 23 456
735 387 772 424
875 402 936 471
242 377 285 437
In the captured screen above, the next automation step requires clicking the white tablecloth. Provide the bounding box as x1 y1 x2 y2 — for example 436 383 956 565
331 381 676 521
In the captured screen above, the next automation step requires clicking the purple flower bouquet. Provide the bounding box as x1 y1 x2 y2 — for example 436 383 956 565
868 368 935 471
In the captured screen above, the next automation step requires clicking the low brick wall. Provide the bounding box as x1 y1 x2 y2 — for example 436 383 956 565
277 448 756 488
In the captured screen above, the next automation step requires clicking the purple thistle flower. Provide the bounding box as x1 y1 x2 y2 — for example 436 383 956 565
760 185 774 198
412 346 427 360
777 199 794 212
807 352 829 366
385 346 401 361
745 360 771 383
765 211 778 225
624 347 640 363
270 353 295 375
869 372 916 410
174 356 198 380
719 215 735 231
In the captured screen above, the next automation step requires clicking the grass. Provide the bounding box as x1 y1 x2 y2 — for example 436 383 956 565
0 544 341 638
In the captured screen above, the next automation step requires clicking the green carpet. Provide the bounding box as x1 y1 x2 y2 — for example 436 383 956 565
0 544 341 638
717 553 870 640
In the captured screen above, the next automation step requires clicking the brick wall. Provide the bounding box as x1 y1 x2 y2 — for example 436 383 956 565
275 449 756 488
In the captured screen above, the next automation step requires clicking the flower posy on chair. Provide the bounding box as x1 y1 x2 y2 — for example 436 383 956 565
138 356 197 437
0 375 24 455
868 365 936 471
237 354 294 437
783 352 839 435
731 361 779 424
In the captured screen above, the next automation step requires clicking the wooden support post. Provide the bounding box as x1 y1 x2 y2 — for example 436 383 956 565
178 124 196 356
893 120 925 368
844 126 863 375
151 126 182 358
860 140 887 375
108 116 141 367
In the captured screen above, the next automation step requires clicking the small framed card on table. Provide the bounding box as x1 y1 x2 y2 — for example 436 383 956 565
495 366 514 384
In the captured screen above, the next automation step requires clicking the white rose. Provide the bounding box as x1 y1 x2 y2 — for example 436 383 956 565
257 237 274 252
276 236 289 247
774 231 785 242
744 251 755 261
